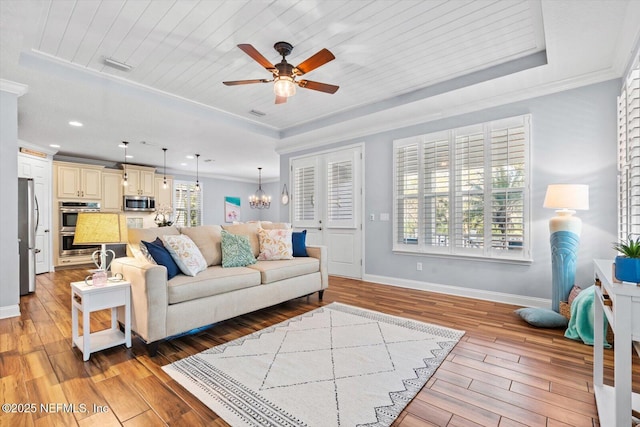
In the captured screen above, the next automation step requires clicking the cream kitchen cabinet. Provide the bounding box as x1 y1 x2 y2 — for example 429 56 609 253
55 162 103 200
123 165 155 197
154 176 173 209
102 170 123 211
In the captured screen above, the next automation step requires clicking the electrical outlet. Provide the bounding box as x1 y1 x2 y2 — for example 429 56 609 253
416 262 423 271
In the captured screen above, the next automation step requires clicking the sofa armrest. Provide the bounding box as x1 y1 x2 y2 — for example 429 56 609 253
111 257 168 343
305 245 328 289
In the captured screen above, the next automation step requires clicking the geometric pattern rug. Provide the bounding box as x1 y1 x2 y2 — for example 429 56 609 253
163 302 464 427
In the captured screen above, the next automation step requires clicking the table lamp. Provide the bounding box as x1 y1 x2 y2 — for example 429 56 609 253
543 184 589 312
73 212 127 271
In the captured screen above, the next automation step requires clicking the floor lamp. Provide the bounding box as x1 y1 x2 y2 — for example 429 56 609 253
73 212 128 272
543 184 589 312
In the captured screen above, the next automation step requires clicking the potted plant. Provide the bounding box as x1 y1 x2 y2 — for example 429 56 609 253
613 235 640 283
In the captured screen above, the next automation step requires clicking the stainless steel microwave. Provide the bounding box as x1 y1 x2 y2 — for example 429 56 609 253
123 195 155 212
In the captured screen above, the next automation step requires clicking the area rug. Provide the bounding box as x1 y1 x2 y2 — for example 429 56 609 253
163 302 464 427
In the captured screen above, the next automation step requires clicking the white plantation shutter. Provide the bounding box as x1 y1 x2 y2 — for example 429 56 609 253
454 126 485 252
394 115 530 260
173 181 202 227
394 141 419 246
292 157 318 228
489 119 527 254
619 57 640 240
327 152 355 228
423 134 450 249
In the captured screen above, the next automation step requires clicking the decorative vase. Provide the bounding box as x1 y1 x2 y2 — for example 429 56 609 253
614 256 640 283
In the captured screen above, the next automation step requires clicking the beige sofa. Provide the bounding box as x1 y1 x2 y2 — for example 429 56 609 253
110 223 328 354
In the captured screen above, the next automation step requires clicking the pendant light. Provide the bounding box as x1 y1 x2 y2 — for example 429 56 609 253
162 148 168 189
122 141 129 187
249 167 271 209
195 154 201 191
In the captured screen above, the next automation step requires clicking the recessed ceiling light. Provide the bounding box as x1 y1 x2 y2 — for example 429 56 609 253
49 144 60 148
68 121 83 127
186 155 194 159
125 155 133 159
118 144 126 148
180 162 187 166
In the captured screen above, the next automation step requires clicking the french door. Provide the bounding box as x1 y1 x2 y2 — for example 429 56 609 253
290 146 363 278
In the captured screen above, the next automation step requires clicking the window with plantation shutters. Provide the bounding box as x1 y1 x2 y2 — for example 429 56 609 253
618 56 640 240
327 154 355 228
173 181 202 227
393 115 530 260
292 158 318 228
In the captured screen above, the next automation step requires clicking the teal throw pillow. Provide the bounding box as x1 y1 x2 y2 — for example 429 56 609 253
515 307 568 328
221 230 256 268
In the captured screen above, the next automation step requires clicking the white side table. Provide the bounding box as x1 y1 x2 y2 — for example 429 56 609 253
71 279 131 361
593 259 640 426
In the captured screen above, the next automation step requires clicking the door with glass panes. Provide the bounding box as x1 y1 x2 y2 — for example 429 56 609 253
290 146 362 278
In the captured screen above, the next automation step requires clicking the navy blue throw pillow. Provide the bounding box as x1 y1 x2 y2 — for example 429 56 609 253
141 238 180 279
292 230 308 257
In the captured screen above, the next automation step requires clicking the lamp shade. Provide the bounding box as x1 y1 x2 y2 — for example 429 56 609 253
73 212 127 244
543 184 589 210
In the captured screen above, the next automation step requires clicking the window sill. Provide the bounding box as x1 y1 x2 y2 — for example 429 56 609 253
391 248 533 265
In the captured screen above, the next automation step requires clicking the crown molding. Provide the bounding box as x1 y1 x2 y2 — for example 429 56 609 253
0 79 28 96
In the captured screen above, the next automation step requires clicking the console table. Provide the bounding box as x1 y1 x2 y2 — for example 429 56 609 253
593 259 640 426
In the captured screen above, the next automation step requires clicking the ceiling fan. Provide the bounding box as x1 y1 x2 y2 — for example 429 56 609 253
223 41 339 104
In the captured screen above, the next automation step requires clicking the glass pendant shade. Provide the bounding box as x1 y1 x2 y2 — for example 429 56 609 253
274 76 296 97
249 167 271 209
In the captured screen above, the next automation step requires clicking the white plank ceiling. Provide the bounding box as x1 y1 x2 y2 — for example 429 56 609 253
1 0 638 180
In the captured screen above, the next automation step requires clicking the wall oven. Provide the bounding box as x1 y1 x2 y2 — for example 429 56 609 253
59 201 101 256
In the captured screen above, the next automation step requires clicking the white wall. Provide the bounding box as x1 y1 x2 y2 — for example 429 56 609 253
0 80 28 319
279 79 620 303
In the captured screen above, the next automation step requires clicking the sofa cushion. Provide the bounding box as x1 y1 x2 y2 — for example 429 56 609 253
292 230 308 257
257 227 293 260
247 257 320 284
260 221 292 230
222 222 260 257
128 226 180 260
141 238 180 280
167 266 261 304
180 225 223 266
162 234 208 277
221 230 256 268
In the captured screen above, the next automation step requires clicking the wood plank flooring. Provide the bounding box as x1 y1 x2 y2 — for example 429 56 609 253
1 269 638 426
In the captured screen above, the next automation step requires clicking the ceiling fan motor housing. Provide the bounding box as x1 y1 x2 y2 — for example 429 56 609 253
274 41 294 58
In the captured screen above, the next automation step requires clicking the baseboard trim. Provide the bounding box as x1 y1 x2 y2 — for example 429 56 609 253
0 304 20 319
362 274 550 308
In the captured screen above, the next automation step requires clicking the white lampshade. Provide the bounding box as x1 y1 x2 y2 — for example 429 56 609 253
543 184 589 210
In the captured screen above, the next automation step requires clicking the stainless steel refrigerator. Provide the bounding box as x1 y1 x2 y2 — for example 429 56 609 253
18 177 38 295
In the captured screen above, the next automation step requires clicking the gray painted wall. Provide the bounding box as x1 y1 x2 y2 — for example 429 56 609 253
0 89 20 314
172 174 282 225
279 79 620 300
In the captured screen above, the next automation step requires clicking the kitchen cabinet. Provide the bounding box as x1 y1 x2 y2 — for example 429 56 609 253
102 170 123 211
154 176 173 209
123 165 155 196
55 162 103 200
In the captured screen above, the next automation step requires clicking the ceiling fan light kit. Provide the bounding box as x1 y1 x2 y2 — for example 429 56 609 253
223 41 339 104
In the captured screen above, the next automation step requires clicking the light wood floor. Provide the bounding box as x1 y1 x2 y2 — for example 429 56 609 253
1 269 638 426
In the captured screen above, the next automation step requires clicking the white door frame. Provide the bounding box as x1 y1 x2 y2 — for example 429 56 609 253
288 142 365 279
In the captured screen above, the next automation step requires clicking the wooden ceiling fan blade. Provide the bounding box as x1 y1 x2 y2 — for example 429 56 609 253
223 79 271 86
297 80 339 94
275 95 287 104
294 48 335 75
237 44 276 72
